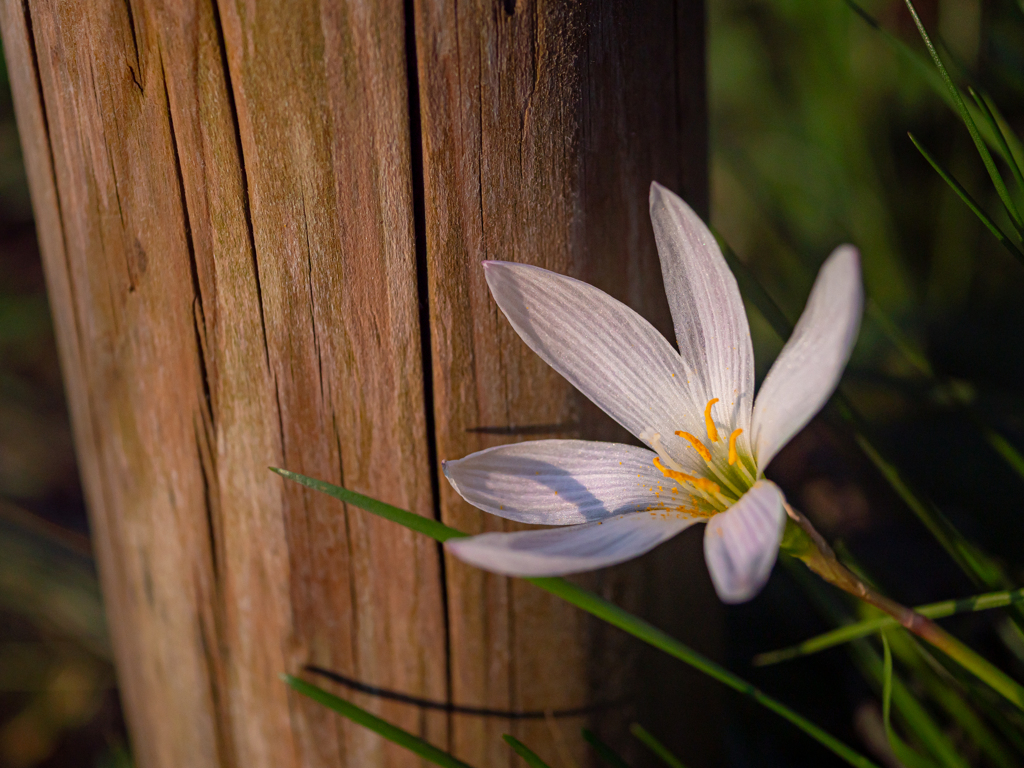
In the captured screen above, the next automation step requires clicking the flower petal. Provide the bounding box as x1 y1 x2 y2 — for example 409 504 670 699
443 440 680 525
649 183 755 438
703 481 786 604
751 245 863 470
446 513 699 577
483 261 708 472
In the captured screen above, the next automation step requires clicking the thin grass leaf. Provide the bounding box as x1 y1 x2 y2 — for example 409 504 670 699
754 587 1024 665
284 675 475 768
835 548 1024 717
845 0 1020 170
900 0 1024 235
969 87 1024 199
274 468 881 768
582 729 631 768
881 636 941 768
908 132 1024 263
629 724 688 768
271 468 467 543
502 735 554 768
984 427 1024 484
976 91 1024 191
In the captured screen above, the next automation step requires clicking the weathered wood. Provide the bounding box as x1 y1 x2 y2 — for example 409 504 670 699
0 0 709 766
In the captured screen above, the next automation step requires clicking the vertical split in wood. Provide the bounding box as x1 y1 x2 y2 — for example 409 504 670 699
0 0 710 766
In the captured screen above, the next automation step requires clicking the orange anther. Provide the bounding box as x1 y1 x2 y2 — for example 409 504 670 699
704 398 720 443
675 431 712 462
653 457 721 495
728 428 743 466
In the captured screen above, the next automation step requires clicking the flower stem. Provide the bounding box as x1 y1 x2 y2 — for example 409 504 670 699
782 504 1024 711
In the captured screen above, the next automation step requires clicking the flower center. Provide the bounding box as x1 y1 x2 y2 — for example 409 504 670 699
644 398 758 515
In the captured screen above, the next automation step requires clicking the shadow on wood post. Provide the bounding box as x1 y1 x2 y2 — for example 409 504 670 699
0 0 717 766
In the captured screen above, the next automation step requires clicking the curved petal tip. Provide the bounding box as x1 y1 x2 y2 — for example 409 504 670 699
704 481 786 604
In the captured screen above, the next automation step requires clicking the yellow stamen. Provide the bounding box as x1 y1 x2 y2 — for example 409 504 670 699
675 431 712 462
728 428 743 466
704 398 720 443
653 457 720 494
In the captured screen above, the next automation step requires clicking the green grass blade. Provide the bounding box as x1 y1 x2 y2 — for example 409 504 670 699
284 675 475 768
908 132 1024 263
900 0 1024 234
271 467 467 542
754 587 1024 665
881 637 942 768
984 428 1024 483
276 469 881 768
582 729 631 768
976 92 1024 192
629 724 688 768
502 735 554 768
969 88 1024 198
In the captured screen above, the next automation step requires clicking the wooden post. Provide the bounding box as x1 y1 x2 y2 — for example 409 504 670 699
0 1 709 766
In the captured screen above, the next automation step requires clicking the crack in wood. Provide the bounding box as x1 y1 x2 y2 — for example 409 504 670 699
209 0 269 372
121 0 140 83
300 190 325 406
402 0 455 736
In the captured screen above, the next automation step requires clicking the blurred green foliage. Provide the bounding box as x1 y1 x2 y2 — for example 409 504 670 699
710 0 1024 766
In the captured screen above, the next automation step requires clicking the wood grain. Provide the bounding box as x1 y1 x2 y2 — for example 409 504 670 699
0 0 710 766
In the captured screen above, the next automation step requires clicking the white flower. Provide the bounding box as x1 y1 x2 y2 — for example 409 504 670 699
443 183 863 603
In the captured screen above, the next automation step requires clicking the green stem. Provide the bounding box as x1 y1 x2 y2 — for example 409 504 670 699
783 506 1024 712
